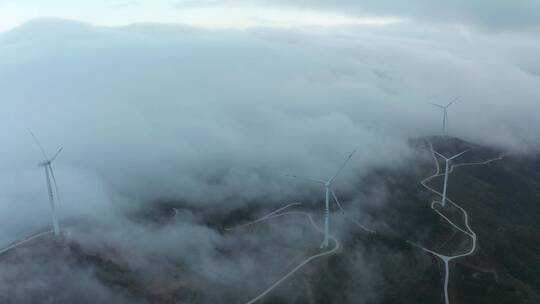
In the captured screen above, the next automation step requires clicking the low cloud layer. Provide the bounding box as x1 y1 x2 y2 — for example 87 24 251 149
0 14 539 303
251 0 540 30
1 17 540 243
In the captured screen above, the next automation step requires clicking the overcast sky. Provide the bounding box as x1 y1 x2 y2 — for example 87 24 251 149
0 0 400 31
2 0 540 32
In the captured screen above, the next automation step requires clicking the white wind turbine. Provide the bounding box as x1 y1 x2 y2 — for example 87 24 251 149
433 148 469 207
29 130 63 236
430 97 459 135
287 149 356 248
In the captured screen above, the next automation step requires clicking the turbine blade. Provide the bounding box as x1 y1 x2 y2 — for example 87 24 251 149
432 150 449 160
329 149 357 183
331 190 345 214
428 102 444 109
49 147 63 162
48 165 61 208
285 174 325 184
28 129 49 161
446 97 459 108
449 149 470 160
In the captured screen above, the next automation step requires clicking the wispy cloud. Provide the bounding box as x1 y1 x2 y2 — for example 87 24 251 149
110 1 140 9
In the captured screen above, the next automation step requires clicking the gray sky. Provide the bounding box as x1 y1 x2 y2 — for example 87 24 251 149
2 0 540 32
263 0 540 30
0 0 399 32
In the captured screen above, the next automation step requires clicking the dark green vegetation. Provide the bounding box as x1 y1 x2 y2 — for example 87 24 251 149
2 137 540 304
262 136 540 303
363 137 540 304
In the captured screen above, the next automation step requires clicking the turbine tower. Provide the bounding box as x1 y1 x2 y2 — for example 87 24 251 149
433 148 469 207
287 149 356 248
430 97 459 135
29 130 63 236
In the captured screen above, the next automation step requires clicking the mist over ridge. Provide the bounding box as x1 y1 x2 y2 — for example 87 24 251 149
0 5 539 302
1 17 539 242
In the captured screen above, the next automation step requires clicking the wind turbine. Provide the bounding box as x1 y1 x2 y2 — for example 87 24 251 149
430 97 459 135
433 148 469 207
29 130 63 236
287 149 356 248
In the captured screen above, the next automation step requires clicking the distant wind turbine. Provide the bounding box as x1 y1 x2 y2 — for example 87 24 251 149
29 130 63 236
430 97 459 135
433 148 469 207
287 149 356 248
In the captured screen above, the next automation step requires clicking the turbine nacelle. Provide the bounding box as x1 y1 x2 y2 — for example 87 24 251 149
429 97 459 109
287 148 357 248
429 97 459 135
29 129 63 237
433 148 470 162
432 147 469 207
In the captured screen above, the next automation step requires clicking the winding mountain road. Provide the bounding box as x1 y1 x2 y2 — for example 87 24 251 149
0 230 53 255
412 144 506 304
227 203 340 304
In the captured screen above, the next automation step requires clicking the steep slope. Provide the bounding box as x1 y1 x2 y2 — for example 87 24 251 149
367 136 540 304
1 136 540 304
